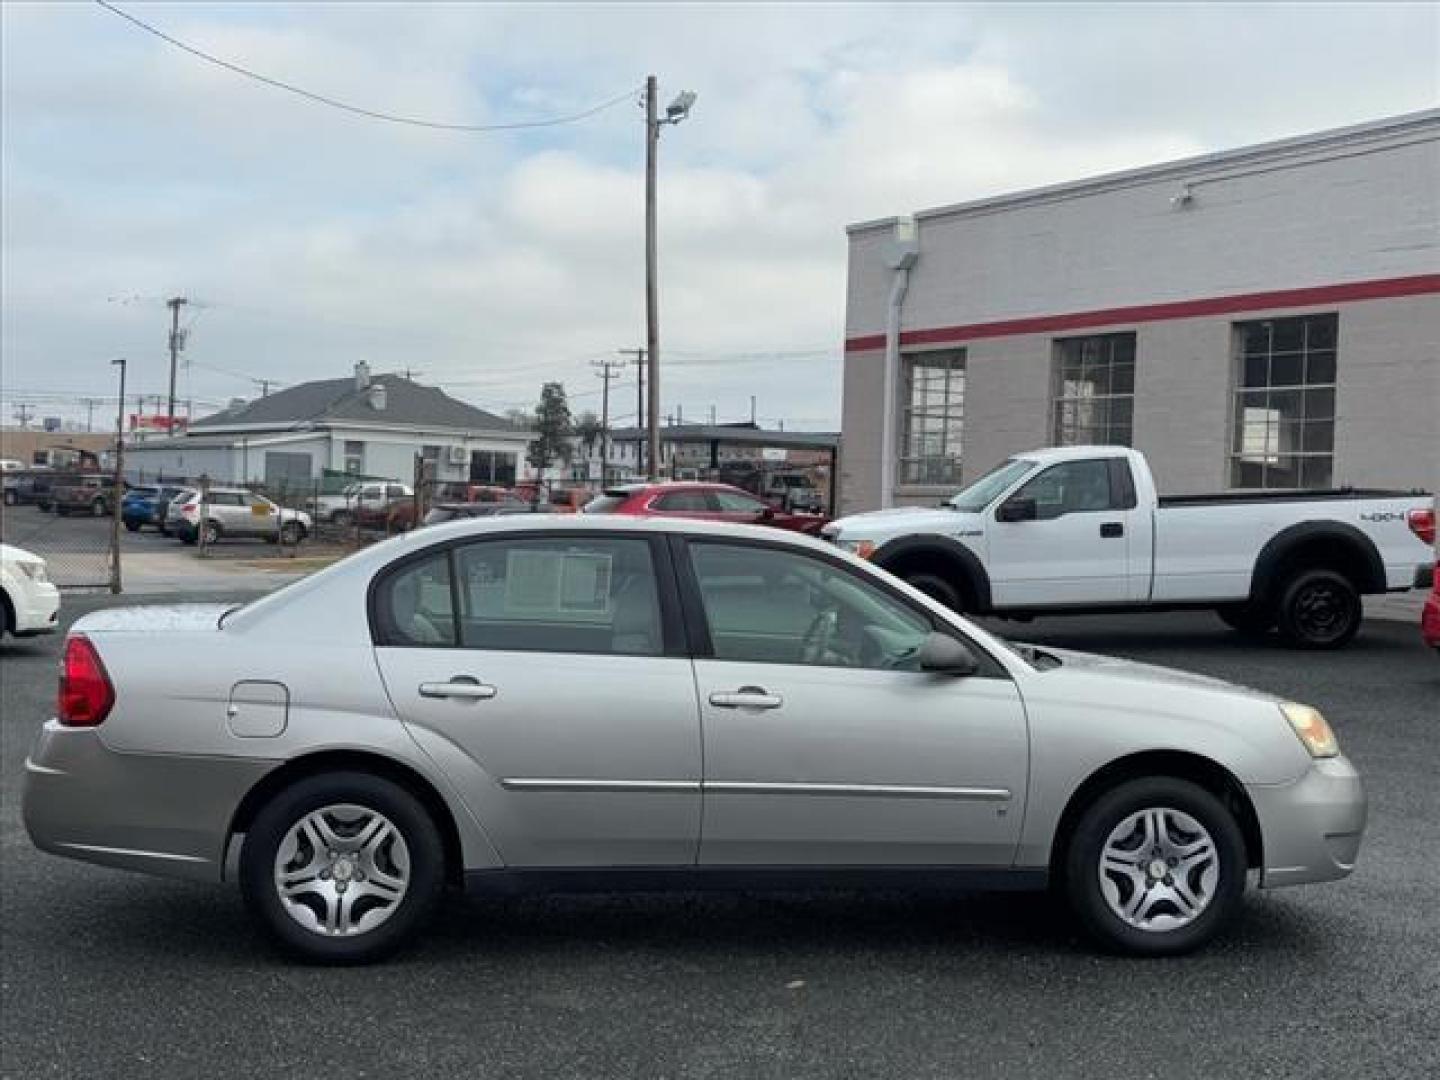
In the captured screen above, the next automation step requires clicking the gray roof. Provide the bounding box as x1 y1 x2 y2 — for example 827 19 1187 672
191 374 518 433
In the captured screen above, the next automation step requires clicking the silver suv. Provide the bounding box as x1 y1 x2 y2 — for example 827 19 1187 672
172 487 312 545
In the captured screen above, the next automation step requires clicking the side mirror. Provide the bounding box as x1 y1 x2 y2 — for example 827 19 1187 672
997 496 1037 523
917 632 979 676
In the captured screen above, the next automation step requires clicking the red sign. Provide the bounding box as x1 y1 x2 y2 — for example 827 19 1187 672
129 414 188 432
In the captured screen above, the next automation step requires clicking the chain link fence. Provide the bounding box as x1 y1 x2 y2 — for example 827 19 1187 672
1 469 115 588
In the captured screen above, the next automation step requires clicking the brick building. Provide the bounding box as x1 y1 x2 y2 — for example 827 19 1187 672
840 110 1439 512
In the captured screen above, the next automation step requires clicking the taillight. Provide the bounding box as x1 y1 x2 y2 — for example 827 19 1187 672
57 635 114 727
1408 508 1436 547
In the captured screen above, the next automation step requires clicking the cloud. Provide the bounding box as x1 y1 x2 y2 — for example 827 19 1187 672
3 2 1436 428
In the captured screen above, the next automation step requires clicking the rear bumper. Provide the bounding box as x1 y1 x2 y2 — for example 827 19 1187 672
22 721 275 882
1248 755 1366 888
10 581 60 634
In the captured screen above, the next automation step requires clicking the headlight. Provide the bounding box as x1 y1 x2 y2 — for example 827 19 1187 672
18 561 48 583
1281 702 1340 759
839 539 877 560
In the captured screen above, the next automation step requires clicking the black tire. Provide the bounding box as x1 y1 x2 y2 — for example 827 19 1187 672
1063 776 1246 957
1 591 13 637
1274 568 1361 650
181 534 197 546
1216 603 1275 636
203 521 221 546
903 571 964 612
280 522 302 546
239 771 445 964
123 520 141 533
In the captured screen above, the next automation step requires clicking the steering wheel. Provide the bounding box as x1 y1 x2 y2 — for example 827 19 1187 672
800 609 838 664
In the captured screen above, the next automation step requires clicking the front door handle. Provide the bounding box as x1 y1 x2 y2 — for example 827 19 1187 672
419 677 497 701
1100 522 1124 538
709 686 783 710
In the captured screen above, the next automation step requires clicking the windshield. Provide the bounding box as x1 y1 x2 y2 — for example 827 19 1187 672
947 458 1036 512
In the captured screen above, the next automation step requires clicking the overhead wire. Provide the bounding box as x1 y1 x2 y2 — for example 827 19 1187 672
94 1 639 133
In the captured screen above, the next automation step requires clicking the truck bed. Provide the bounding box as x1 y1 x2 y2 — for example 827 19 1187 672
1158 488 1428 508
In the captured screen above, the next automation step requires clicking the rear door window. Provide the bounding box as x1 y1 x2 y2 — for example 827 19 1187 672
454 536 663 656
652 490 714 513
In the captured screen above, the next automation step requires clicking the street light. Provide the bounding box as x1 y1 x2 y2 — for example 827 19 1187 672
643 76 696 480
110 357 127 594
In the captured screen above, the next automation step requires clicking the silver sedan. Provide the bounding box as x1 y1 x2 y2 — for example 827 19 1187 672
22 517 1365 963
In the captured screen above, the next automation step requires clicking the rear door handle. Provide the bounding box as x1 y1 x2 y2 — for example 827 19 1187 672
1100 522 1124 538
709 686 783 710
419 678 497 701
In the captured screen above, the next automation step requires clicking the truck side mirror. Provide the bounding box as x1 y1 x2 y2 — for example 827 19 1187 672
997 496 1038 522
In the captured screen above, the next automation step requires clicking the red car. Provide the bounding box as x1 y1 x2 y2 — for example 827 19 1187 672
582 482 828 534
1411 506 1437 651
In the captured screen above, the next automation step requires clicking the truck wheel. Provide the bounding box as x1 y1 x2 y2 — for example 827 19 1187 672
903 572 963 612
1216 603 1274 636
1275 569 1360 650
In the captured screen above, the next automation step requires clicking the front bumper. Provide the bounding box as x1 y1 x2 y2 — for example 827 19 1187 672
22 721 275 882
11 581 60 635
1248 755 1366 888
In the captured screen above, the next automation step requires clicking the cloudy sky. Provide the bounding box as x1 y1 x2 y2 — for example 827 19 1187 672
3 2 1436 431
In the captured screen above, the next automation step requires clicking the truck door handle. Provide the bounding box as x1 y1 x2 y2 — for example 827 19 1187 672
709 686 783 710
1100 522 1124 538
419 677 497 701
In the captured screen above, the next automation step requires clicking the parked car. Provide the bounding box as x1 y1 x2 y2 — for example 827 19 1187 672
1 542 60 638
822 446 1435 650
582 482 828 534
161 488 196 536
2 469 39 506
307 482 412 526
121 484 188 533
51 475 124 517
421 502 553 526
1412 503 1438 652
171 487 312 546
762 472 825 513
22 516 1366 963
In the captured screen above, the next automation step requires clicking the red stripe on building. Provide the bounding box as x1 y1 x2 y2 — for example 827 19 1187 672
843 273 1440 353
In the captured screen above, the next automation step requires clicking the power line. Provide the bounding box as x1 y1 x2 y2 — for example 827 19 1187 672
94 1 639 133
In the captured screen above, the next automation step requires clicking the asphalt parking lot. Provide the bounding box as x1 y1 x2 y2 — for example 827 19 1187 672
2 593 1437 1079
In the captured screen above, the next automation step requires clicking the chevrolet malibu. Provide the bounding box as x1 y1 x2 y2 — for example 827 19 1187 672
22 517 1364 963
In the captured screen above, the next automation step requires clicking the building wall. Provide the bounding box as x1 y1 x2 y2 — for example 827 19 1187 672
124 442 236 483
324 428 533 485
0 430 114 466
842 113 1440 511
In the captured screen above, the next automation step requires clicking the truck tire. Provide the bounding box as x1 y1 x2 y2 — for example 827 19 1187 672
1215 603 1274 636
902 571 964 613
1274 568 1361 650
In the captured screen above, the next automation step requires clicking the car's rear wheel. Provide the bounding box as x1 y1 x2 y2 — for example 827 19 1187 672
1062 776 1245 956
280 522 302 545
1275 569 1360 650
124 520 141 533
1215 602 1274 636
240 772 445 964
202 520 221 546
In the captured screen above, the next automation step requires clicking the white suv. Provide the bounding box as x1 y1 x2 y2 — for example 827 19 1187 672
1 543 60 637
172 488 313 546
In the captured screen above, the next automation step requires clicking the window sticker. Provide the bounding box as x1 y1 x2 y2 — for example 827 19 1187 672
502 549 614 619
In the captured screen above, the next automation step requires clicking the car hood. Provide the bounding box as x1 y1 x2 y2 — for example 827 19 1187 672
1023 644 1278 701
827 507 982 541
71 602 237 635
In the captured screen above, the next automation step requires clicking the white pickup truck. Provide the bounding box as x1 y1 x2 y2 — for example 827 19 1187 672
822 446 1434 649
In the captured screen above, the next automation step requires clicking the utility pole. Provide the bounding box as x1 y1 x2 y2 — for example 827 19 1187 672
12 403 34 429
592 356 626 484
110 358 127 594
641 76 696 480
79 397 104 432
618 348 646 475
166 296 186 435
708 404 716 426
750 395 756 425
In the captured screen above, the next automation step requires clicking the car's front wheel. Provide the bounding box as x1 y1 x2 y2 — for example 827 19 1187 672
240 771 445 964
1062 776 1246 956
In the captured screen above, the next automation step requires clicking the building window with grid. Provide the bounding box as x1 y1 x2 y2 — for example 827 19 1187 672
899 350 965 486
343 440 365 475
1051 333 1136 446
1229 313 1337 490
